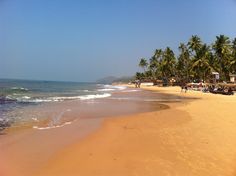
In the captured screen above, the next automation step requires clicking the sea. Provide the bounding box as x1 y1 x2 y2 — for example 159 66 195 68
0 79 182 132
0 79 127 131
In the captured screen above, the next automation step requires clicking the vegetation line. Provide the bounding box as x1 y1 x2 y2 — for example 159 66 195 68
136 35 236 84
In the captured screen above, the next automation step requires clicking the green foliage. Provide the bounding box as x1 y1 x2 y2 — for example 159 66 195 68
230 38 236 73
212 35 232 80
176 43 191 83
136 35 236 83
138 58 148 72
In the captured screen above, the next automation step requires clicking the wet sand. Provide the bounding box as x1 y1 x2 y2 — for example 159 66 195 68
2 86 236 176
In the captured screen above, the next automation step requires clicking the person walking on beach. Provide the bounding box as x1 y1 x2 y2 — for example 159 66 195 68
180 82 185 92
184 85 188 93
138 80 141 88
181 85 184 92
134 80 141 88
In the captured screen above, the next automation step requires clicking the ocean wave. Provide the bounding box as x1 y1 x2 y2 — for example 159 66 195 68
97 88 116 92
21 96 31 99
11 87 29 91
76 89 92 93
0 96 16 104
33 108 74 130
15 93 111 103
78 93 111 100
103 85 127 90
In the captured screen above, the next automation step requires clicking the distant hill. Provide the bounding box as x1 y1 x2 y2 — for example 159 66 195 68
96 76 134 84
96 76 118 84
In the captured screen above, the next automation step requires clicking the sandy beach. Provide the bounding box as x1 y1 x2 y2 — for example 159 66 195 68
1 85 236 176
37 85 236 176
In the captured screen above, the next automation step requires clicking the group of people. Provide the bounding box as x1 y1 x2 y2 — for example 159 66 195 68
180 83 234 95
208 85 234 95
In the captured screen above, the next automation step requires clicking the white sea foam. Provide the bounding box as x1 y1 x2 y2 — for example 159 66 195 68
76 89 91 92
97 88 116 92
33 109 75 130
16 93 111 103
21 96 31 99
5 95 14 100
103 85 127 90
50 93 111 101
20 99 52 103
33 121 73 130
78 93 111 100
11 87 29 91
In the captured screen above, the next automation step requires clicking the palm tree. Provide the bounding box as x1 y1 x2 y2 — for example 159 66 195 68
136 35 236 85
149 49 163 80
230 38 236 74
160 47 176 83
135 72 144 80
139 58 148 72
191 44 214 82
176 43 191 83
187 35 203 81
212 35 231 81
153 49 162 61
188 35 202 53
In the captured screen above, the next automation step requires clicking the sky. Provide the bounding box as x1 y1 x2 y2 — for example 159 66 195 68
0 0 236 82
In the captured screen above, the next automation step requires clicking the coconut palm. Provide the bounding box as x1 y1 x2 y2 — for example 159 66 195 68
176 43 191 82
230 38 236 74
135 34 236 85
191 44 214 82
139 58 148 72
188 35 202 53
135 72 144 80
160 47 176 82
149 49 163 80
212 35 231 81
153 49 163 61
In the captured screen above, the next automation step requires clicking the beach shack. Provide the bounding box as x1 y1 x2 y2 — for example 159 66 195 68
141 82 154 86
229 74 236 83
211 72 219 83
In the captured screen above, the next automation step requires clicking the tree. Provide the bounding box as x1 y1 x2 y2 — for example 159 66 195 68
230 38 236 74
212 35 231 81
139 58 148 72
188 35 202 53
191 44 214 82
149 49 163 80
160 47 176 83
135 72 145 80
176 43 191 83
136 34 235 85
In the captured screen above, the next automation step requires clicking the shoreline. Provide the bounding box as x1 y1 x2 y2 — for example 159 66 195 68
36 85 236 176
1 85 236 176
0 87 175 176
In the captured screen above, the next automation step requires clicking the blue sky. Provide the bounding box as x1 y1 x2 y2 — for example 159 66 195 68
1 0 236 82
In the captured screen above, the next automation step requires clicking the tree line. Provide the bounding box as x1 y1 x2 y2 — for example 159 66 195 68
136 35 236 84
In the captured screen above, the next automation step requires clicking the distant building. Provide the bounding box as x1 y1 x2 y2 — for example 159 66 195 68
229 74 236 83
211 72 219 83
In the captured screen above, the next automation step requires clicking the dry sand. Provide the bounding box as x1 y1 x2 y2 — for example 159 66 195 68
33 85 236 176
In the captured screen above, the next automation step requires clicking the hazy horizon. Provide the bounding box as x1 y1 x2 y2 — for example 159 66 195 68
1 0 236 82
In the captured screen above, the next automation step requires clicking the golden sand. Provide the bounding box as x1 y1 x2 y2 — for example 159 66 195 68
33 85 236 176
